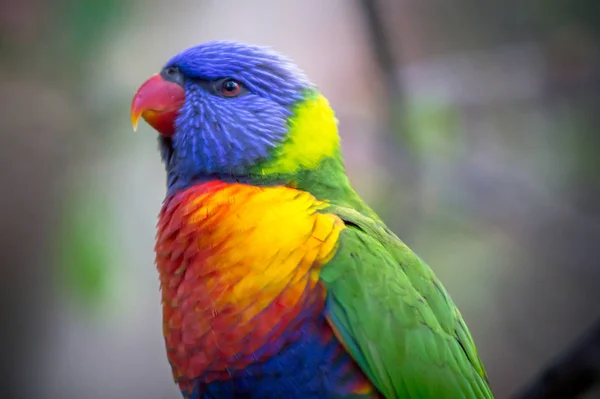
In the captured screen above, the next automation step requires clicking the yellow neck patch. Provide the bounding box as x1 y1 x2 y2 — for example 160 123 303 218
257 93 340 175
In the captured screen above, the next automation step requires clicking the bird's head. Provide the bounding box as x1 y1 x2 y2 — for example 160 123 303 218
131 41 344 193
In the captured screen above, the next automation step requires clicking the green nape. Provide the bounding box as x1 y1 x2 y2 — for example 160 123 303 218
248 89 381 221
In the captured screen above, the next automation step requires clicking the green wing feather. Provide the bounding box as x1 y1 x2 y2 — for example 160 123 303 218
319 205 494 399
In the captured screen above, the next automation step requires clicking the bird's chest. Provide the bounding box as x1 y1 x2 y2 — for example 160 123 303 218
154 181 343 392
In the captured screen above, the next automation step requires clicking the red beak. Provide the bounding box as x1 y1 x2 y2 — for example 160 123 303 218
130 73 186 137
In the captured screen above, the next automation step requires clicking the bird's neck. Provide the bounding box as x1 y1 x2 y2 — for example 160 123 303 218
160 91 380 215
283 153 380 220
163 150 378 221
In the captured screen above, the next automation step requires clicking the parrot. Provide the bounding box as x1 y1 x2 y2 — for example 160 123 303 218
130 41 494 399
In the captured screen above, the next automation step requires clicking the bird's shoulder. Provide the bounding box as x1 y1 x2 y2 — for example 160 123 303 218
317 203 493 398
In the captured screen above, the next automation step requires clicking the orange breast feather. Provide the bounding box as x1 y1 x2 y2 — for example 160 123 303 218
155 180 344 386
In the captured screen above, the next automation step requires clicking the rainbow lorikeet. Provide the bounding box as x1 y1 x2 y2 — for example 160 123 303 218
130 41 494 399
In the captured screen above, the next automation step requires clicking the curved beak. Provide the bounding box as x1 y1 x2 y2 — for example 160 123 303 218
130 74 186 136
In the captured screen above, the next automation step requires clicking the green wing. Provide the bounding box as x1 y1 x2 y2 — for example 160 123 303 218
319 205 494 399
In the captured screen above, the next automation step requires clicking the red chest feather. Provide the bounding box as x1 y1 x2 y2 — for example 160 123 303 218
155 181 343 386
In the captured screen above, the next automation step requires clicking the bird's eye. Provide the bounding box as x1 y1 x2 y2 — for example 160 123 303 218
218 78 243 97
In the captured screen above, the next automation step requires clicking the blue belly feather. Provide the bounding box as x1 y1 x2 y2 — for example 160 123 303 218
186 313 373 399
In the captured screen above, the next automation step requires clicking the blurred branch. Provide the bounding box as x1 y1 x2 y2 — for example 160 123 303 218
511 319 600 399
356 0 425 237
357 0 401 98
357 0 407 140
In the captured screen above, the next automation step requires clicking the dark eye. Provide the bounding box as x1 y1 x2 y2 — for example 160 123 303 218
218 78 242 97
161 66 184 86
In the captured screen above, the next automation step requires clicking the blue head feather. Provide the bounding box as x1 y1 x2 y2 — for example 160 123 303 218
159 41 315 192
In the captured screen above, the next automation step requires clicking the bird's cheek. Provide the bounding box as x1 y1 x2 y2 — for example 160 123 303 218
131 73 186 137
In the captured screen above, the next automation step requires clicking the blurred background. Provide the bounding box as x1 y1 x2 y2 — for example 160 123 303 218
1 0 599 398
